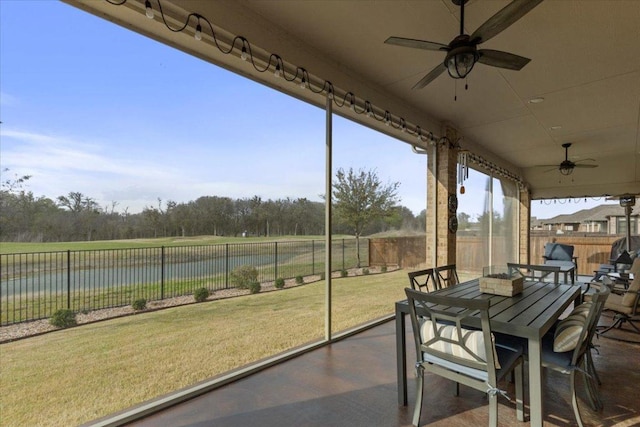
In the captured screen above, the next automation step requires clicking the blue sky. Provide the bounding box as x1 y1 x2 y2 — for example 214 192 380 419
0 1 612 219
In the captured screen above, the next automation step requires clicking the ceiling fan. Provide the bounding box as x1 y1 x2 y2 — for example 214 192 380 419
538 143 598 176
384 0 543 89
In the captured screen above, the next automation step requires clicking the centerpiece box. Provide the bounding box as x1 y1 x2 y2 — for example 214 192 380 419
479 266 524 296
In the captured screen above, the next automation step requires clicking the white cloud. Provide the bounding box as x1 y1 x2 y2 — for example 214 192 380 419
0 92 19 107
0 128 189 212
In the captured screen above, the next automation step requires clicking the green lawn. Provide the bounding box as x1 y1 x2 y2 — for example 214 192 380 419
0 269 408 427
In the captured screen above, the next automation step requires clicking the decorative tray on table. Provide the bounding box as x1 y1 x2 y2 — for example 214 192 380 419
479 266 524 296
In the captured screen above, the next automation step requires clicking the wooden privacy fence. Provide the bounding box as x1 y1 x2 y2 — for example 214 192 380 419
370 234 624 277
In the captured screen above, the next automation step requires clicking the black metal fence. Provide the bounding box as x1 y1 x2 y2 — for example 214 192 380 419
0 239 368 326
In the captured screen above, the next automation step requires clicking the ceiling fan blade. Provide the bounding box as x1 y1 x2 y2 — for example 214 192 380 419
477 49 531 70
384 36 449 51
573 164 598 168
412 63 447 90
470 0 544 45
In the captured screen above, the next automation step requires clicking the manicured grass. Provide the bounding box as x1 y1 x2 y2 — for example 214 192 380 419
0 269 408 426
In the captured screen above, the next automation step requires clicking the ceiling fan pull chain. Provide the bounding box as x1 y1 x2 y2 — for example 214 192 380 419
454 80 458 101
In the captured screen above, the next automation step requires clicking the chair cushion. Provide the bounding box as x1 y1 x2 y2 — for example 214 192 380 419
629 258 640 276
607 293 635 315
421 320 501 369
544 243 574 261
568 301 592 318
422 344 520 383
542 332 573 369
553 315 586 352
622 275 640 307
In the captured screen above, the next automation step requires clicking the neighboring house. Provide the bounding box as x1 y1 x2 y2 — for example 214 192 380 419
534 204 640 234
530 216 545 231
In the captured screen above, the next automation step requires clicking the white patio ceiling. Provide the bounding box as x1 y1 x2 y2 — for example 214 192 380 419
67 0 640 200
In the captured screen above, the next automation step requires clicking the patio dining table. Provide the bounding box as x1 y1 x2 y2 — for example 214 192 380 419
395 279 581 427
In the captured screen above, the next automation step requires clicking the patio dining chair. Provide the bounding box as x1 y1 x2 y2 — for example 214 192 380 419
542 242 578 275
595 271 640 341
404 288 524 427
538 284 610 427
434 264 459 289
507 263 561 283
407 268 439 293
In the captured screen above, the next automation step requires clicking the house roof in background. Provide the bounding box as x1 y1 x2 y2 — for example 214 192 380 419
541 204 640 225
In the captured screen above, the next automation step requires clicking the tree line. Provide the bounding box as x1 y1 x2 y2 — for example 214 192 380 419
0 171 426 242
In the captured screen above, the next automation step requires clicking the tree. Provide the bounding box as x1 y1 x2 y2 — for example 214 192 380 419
56 192 101 240
1 168 32 193
332 167 400 267
457 212 471 230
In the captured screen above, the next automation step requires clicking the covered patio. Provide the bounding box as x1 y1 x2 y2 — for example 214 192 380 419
97 319 640 426
62 0 640 425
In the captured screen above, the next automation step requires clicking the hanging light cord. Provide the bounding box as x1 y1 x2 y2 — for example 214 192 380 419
104 0 529 187
103 0 440 144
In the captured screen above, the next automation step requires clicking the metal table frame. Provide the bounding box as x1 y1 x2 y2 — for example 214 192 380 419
558 264 576 284
396 280 581 427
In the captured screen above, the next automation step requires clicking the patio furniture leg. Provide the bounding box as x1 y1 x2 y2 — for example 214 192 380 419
515 359 524 422
570 370 585 427
396 308 408 406
489 391 498 427
598 313 640 335
586 346 601 385
529 339 544 427
412 366 424 427
584 351 604 410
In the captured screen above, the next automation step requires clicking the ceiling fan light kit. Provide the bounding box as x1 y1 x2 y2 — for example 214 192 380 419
559 162 574 176
446 38 478 79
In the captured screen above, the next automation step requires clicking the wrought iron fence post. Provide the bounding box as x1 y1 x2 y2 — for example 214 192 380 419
312 240 315 275
67 250 71 309
161 246 165 300
225 243 229 288
274 242 278 282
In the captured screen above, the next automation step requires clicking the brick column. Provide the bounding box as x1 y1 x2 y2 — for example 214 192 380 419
426 125 459 267
519 187 531 264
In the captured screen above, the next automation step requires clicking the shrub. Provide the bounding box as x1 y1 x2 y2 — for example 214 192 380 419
248 282 261 294
340 269 348 277
50 309 77 328
132 299 147 311
362 268 370 275
275 278 285 289
295 275 304 284
230 265 259 290
194 287 210 302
